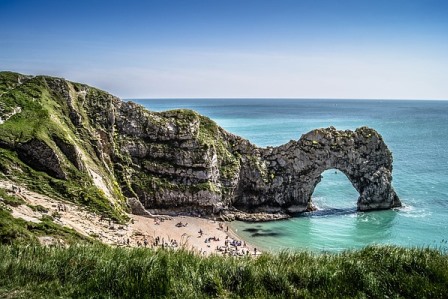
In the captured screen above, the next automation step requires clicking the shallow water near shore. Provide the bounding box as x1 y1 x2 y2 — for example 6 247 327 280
132 98 448 252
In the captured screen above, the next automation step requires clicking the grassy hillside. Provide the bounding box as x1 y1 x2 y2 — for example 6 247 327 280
0 72 127 222
0 71 243 224
0 244 447 298
0 188 92 245
1 72 446 298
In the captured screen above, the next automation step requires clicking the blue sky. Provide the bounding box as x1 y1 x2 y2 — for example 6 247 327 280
1 0 447 99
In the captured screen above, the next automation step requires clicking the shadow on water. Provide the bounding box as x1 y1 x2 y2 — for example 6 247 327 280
293 207 358 218
242 227 287 238
251 232 285 237
234 208 399 252
242 228 259 233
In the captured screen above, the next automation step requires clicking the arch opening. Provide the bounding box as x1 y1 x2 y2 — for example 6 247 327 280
310 169 359 211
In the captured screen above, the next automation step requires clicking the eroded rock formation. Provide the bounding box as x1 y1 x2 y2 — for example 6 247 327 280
234 127 401 212
0 72 401 220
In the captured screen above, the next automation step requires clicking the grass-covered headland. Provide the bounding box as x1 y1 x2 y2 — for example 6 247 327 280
0 245 446 298
1 72 447 298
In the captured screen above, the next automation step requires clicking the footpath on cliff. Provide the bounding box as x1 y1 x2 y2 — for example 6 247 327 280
0 179 258 256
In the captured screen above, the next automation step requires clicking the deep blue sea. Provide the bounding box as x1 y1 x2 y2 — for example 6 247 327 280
132 99 448 252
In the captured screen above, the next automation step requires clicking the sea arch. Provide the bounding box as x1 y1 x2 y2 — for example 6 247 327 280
285 127 401 212
235 126 401 213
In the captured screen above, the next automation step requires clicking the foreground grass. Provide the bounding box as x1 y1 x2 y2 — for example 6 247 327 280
0 245 446 298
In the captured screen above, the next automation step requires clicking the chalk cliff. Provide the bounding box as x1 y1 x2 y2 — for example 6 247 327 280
0 72 401 220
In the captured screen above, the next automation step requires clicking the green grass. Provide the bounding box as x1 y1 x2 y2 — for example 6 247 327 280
0 207 91 245
1 72 447 297
0 148 126 222
0 72 129 223
1 71 241 223
0 187 25 207
0 244 446 298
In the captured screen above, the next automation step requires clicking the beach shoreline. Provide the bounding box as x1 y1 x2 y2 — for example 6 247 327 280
1 179 258 256
129 214 260 256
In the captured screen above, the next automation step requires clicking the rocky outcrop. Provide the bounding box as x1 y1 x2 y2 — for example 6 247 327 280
0 71 401 220
233 127 401 212
52 135 84 172
110 100 401 215
16 139 67 179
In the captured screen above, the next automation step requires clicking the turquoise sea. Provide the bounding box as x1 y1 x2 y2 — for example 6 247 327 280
133 99 448 252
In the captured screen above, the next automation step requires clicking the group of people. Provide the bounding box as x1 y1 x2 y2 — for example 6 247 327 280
11 185 22 194
199 231 258 257
56 203 67 212
226 239 244 248
149 236 179 249
120 235 181 249
204 236 220 243
175 221 188 227
136 238 149 247
114 218 260 257
215 237 257 257
218 222 229 232
117 238 130 246
154 218 165 225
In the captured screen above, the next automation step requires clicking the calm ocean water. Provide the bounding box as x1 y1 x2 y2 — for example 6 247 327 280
132 99 448 252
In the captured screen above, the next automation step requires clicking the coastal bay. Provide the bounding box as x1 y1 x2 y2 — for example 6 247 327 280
138 98 448 252
2 0 447 297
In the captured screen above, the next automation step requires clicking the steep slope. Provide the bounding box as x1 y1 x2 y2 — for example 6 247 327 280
0 72 127 221
0 71 400 224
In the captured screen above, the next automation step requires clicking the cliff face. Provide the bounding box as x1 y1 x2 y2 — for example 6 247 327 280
0 72 401 219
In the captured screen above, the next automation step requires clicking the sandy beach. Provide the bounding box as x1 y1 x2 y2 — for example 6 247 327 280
0 180 258 256
129 214 257 256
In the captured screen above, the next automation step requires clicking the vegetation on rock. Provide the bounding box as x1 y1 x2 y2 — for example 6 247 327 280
0 71 401 223
0 72 129 222
0 71 440 298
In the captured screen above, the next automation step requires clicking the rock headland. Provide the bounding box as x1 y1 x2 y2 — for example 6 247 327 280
0 72 401 222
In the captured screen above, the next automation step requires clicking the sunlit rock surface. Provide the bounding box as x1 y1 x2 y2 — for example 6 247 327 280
0 71 401 220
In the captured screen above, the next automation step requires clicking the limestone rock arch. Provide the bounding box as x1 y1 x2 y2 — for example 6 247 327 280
235 126 401 213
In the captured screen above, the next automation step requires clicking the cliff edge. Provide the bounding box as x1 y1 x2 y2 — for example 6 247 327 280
0 72 401 221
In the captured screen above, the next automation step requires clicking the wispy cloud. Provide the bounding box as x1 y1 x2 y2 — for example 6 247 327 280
54 48 448 100
1 0 447 100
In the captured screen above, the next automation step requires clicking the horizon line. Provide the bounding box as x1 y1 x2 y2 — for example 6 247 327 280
124 97 448 102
